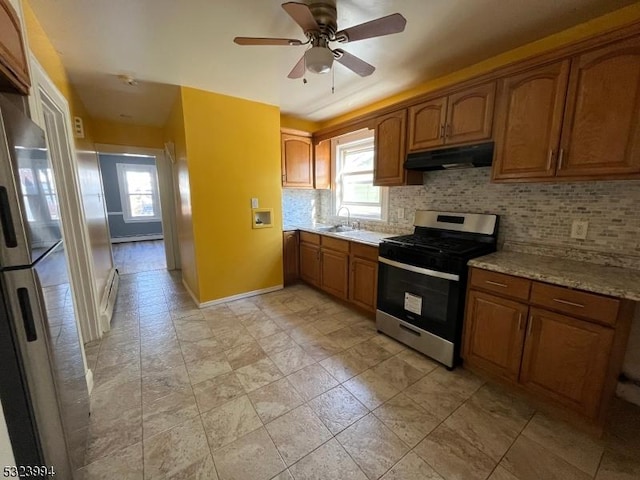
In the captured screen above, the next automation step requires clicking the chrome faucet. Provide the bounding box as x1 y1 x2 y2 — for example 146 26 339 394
336 206 350 227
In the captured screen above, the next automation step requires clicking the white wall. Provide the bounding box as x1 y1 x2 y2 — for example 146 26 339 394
0 401 15 468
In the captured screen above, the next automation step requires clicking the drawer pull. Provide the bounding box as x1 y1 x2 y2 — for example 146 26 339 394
485 280 508 288
552 298 585 308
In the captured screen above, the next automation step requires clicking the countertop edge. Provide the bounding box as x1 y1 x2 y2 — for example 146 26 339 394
468 257 640 302
285 226 389 247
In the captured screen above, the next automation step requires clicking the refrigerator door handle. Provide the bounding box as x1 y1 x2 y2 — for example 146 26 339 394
17 287 37 342
0 186 18 247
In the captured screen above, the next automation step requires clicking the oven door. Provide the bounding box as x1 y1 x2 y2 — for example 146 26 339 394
376 257 462 342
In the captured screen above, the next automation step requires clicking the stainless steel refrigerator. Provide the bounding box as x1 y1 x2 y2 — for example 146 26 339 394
0 94 89 478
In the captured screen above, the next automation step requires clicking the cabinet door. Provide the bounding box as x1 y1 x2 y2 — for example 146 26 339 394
559 37 640 178
283 231 299 286
445 82 496 145
463 290 528 382
281 134 313 188
520 308 614 418
320 249 349 300
492 61 570 181
0 0 30 94
407 97 447 151
314 139 331 189
299 243 320 287
374 110 407 186
349 257 378 312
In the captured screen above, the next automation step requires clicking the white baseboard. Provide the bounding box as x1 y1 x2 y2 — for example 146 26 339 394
182 278 199 306
110 235 164 244
99 268 119 332
85 368 94 395
198 285 284 308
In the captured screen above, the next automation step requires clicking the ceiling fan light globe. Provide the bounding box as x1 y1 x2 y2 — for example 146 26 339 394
304 46 334 74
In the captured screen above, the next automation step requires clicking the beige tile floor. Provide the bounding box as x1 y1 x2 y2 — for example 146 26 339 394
112 240 167 275
79 270 640 480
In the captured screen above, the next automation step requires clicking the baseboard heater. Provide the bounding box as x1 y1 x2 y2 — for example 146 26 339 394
99 268 120 331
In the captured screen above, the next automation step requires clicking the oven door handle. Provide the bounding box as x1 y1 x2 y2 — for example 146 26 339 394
378 257 460 282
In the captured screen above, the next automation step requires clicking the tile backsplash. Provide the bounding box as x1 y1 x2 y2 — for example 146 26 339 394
284 168 640 269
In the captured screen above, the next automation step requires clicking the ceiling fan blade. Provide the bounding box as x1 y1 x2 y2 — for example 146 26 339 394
335 13 406 43
334 49 375 77
288 55 306 79
234 37 303 46
282 2 319 32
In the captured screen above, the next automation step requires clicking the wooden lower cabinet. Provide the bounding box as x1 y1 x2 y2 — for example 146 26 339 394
320 249 349 300
520 308 614 418
349 257 378 312
463 267 632 423
463 290 527 382
283 231 299 286
299 242 320 287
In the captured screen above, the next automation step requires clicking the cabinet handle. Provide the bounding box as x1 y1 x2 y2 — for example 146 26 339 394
485 280 508 288
440 124 445 139
527 316 533 337
552 298 585 308
547 149 554 170
517 312 523 330
558 148 565 169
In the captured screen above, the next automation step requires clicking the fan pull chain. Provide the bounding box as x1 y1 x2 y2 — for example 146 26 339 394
332 66 335 94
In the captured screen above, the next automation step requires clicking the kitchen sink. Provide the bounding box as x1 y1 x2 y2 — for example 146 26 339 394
315 225 354 233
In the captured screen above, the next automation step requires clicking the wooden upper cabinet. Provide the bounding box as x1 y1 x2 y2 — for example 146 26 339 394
520 308 614 418
446 82 496 145
558 37 640 178
0 0 30 94
281 133 313 188
407 97 447 151
492 61 570 181
314 139 331 189
463 290 528 382
374 109 408 186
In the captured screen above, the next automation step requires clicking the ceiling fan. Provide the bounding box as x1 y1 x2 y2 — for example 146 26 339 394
233 2 407 79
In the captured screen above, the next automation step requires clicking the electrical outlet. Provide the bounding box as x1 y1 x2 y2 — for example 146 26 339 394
251 198 259 209
397 207 405 220
571 220 589 240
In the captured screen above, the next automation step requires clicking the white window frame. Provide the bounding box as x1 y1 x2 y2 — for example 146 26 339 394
116 162 162 223
332 129 388 222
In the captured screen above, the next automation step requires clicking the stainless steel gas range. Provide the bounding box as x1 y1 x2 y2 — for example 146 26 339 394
376 210 499 369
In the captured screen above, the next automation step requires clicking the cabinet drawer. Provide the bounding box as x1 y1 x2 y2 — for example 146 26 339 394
300 231 320 245
351 242 378 261
321 236 350 253
470 268 531 301
530 282 620 326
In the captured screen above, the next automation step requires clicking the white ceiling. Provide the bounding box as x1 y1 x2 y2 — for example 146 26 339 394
29 0 636 126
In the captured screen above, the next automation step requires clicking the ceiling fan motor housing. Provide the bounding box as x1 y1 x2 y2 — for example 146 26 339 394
307 3 338 39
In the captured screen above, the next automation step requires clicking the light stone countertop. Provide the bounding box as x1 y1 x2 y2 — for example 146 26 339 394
283 223 395 247
468 251 640 301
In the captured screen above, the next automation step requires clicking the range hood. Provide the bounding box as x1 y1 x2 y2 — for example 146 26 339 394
404 142 494 171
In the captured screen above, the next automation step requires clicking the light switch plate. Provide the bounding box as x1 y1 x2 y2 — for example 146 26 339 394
251 198 259 209
571 220 589 240
397 207 405 220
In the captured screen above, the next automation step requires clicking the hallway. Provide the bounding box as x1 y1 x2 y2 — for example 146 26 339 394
112 240 167 275
78 270 640 480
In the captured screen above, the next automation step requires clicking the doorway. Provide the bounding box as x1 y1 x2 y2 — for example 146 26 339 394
96 146 178 275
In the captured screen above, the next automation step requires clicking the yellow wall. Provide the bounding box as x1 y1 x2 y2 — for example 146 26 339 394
180 87 283 303
280 114 320 133
319 3 640 128
92 118 165 149
163 92 199 298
